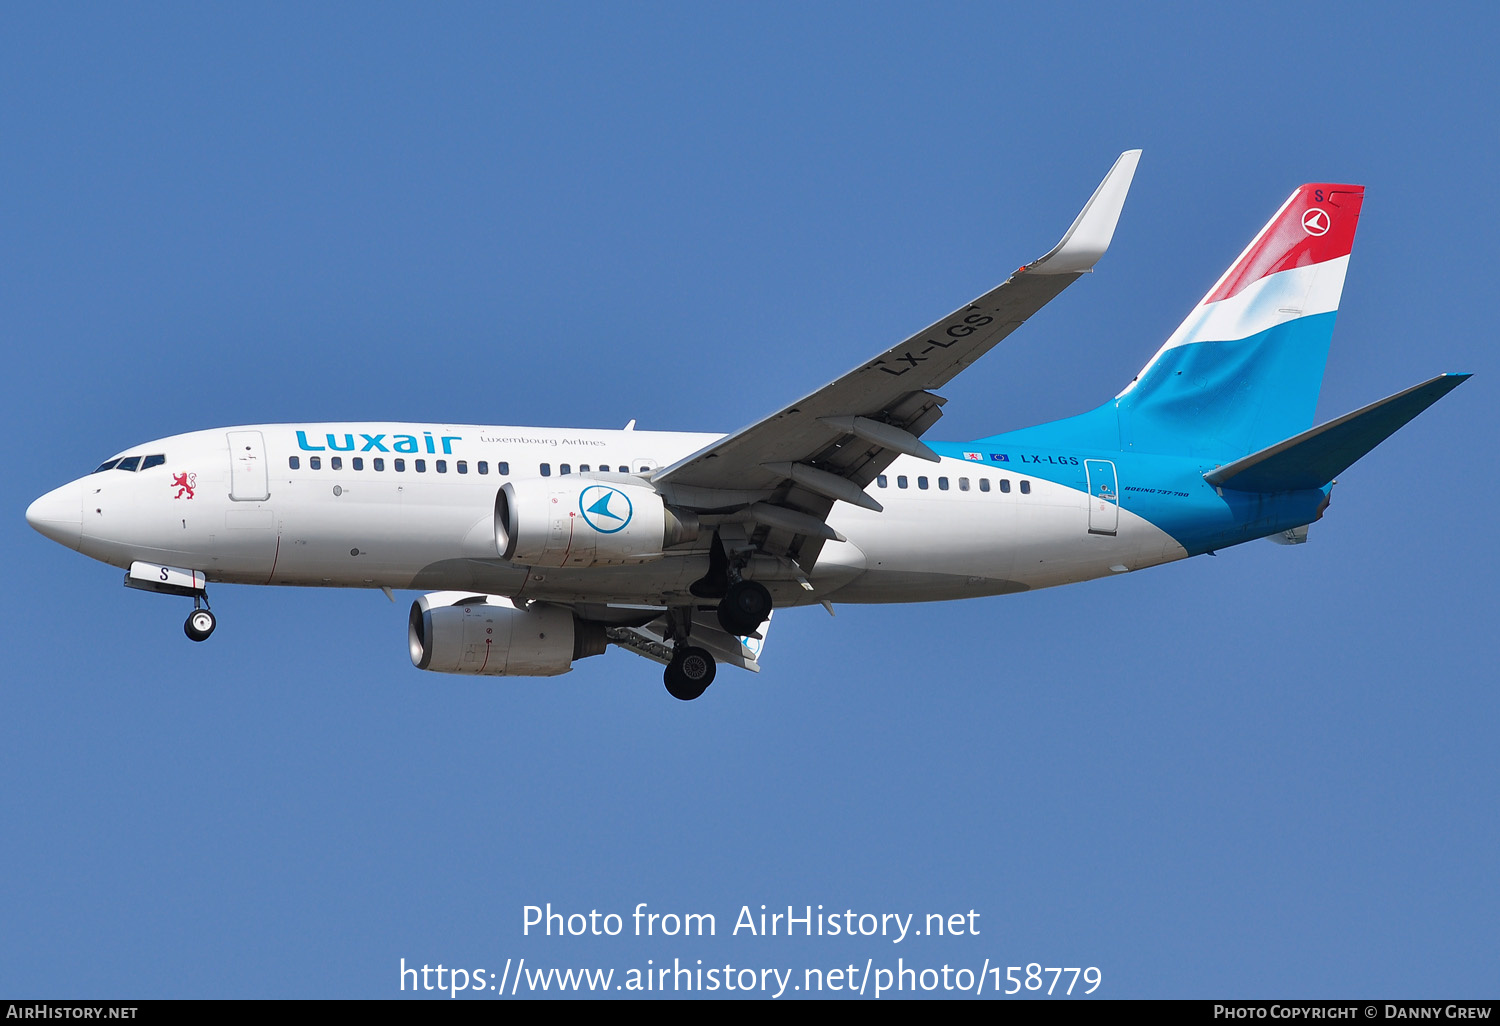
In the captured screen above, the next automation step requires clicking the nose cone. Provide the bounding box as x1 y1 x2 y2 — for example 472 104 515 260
26 480 85 550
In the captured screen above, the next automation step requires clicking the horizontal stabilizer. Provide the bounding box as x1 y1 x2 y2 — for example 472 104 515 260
1204 373 1470 492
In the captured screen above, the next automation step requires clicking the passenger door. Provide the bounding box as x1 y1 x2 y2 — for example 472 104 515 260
227 430 270 501
1085 458 1118 536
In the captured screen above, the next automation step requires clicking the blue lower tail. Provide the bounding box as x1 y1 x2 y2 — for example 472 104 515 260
982 312 1337 461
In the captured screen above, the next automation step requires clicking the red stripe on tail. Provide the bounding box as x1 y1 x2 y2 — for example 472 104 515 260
1204 184 1364 304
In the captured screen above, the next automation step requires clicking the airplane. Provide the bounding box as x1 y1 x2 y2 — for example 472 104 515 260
25 151 1469 700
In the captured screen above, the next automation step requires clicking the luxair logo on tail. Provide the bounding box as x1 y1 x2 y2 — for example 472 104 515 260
579 485 633 533
1301 208 1330 236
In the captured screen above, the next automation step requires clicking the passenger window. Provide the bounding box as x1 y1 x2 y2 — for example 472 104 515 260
938 477 949 491
618 466 628 473
560 464 571 475
116 456 140 472
93 459 120 474
500 462 510 475
897 475 908 489
917 476 929 490
959 477 970 491
289 456 300 470
579 464 590 473
415 459 427 473
1020 480 1031 494
394 458 405 472
540 463 551 477
979 478 990 492
352 457 364 471
436 460 447 473
310 456 322 470
142 454 166 470
1000 479 1011 493
877 475 888 488
457 461 468 474
373 458 385 471
477 461 488 475
331 457 343 470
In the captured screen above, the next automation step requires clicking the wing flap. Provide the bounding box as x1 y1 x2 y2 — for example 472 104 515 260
608 610 771 672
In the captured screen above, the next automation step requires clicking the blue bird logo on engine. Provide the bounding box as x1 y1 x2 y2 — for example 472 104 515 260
579 485 633 533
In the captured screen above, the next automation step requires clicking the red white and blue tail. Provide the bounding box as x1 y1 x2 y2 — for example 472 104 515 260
1113 184 1365 458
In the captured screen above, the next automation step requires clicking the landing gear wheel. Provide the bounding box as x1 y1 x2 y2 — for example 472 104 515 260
717 579 772 637
184 608 216 642
663 646 716 701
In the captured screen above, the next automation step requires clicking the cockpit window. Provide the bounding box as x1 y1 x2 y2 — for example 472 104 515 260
115 456 141 472
141 454 166 470
93 459 121 474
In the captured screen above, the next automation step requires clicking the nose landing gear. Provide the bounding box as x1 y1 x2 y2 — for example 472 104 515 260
123 562 219 642
184 607 217 642
183 591 216 642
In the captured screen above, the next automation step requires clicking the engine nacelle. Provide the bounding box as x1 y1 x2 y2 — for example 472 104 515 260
408 592 606 677
494 478 698 568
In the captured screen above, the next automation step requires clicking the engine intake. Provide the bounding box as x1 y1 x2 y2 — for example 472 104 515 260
408 592 607 677
494 478 698 568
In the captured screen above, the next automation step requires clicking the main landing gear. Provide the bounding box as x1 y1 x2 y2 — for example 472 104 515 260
669 537 777 700
661 583 771 700
663 645 716 702
716 579 772 638
691 536 774 639
184 596 216 642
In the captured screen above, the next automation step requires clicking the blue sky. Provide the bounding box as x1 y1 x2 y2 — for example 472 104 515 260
3 3 1495 999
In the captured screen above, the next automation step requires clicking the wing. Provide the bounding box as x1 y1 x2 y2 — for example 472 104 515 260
652 150 1141 569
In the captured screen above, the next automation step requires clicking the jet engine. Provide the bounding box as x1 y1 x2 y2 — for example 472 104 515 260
408 591 607 676
494 478 698 568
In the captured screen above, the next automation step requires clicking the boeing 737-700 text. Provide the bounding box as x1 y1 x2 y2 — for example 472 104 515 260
25 152 1468 699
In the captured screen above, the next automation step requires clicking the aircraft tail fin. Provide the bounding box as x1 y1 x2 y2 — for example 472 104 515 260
1203 373 1470 493
1113 183 1366 459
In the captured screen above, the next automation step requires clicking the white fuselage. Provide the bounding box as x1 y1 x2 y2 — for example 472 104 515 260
33 423 1187 609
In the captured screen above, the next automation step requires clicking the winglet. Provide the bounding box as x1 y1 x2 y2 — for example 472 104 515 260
1025 149 1141 275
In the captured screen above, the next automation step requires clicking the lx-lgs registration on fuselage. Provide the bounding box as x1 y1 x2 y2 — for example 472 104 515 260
26 152 1468 699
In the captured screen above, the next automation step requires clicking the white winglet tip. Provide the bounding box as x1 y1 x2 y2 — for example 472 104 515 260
1026 149 1141 276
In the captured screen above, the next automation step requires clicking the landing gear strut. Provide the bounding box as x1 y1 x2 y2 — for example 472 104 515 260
184 595 216 642
663 646 716 701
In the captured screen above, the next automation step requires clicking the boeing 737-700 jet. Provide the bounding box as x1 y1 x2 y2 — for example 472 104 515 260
25 152 1468 699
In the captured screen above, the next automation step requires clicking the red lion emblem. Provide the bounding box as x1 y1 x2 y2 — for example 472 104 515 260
172 472 196 500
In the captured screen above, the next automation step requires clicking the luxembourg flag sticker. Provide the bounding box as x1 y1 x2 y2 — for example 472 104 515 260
963 451 983 461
